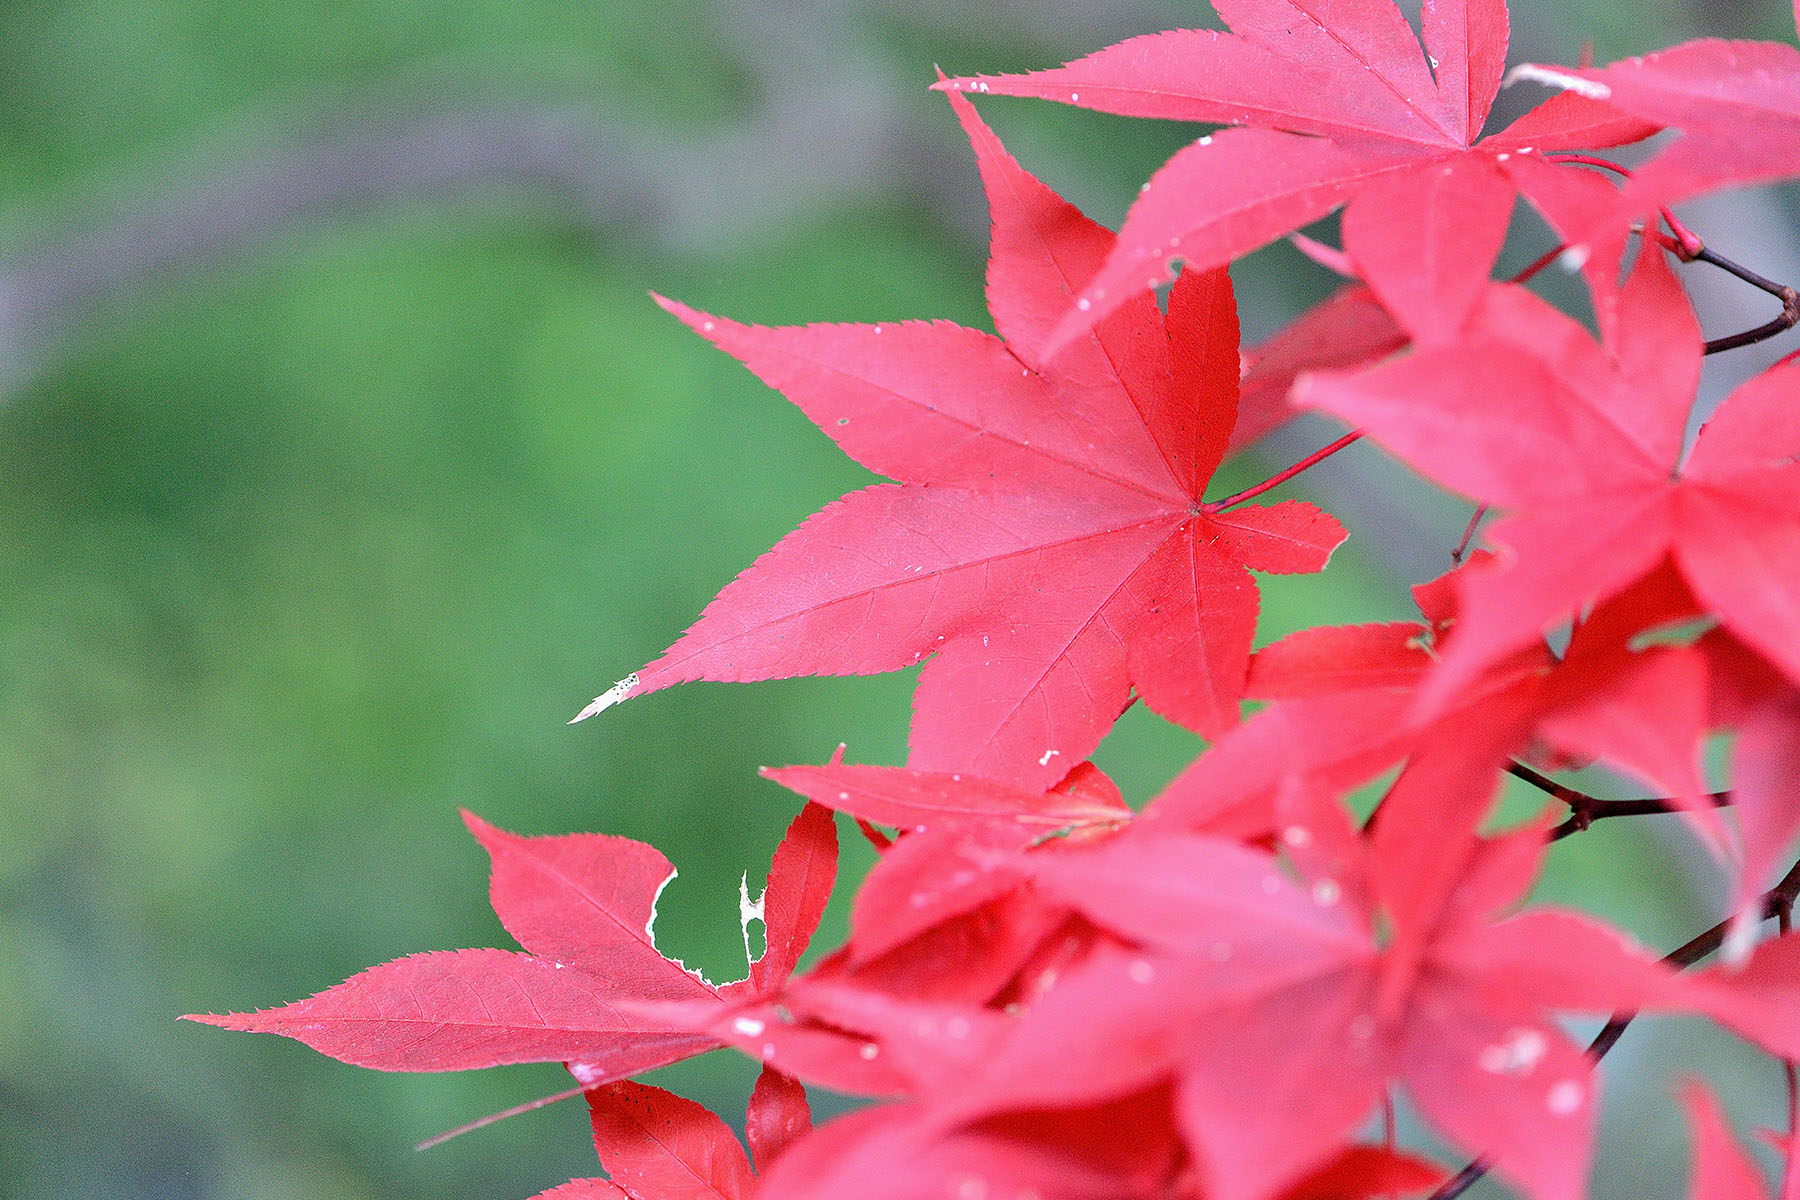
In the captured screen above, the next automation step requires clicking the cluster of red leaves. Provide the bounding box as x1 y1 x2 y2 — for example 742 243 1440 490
194 3 1800 1200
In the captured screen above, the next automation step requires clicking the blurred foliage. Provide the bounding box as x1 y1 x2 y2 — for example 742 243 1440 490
0 2 1790 1198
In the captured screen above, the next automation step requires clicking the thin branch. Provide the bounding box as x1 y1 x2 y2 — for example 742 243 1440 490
1539 152 1797 353
1685 245 1800 355
1430 859 1800 1200
1503 761 1732 841
1205 432 1363 513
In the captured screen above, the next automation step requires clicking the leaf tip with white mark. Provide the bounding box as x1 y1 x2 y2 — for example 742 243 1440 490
1505 64 1612 101
569 673 641 724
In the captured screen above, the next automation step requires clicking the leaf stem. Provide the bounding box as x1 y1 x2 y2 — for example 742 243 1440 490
1204 432 1363 513
1542 154 1704 255
1429 858 1800 1200
416 1085 587 1152
1508 246 1567 287
1449 504 1488 565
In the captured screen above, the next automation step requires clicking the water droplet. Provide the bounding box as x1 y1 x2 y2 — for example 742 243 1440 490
1197 135 1214 147
1480 1028 1548 1075
873 324 884 334
1076 298 1092 312
703 321 716 333
1547 1080 1583 1115
1428 55 1441 70
733 1016 767 1037
839 791 850 802
1311 879 1342 907
1039 748 1060 766
1128 959 1155 984
837 417 850 426
859 1043 880 1060
1069 92 1081 102
1282 826 1312 849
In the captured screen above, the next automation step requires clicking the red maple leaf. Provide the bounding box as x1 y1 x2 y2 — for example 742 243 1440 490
1234 282 1410 450
1674 1082 1773 1200
1301 245 1800 715
1143 561 1712 863
539 1070 811 1200
937 0 1657 345
574 89 1345 789
912 784 1800 1200
185 804 836 1086
1703 628 1800 947
1520 6 1800 215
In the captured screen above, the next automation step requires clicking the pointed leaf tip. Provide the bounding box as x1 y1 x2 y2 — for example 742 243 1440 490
571 674 640 724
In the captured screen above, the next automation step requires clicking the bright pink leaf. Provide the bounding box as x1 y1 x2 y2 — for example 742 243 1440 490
764 763 1126 831
184 949 716 1075
846 823 1036 964
1301 249 1800 701
1532 38 1800 211
1234 284 1409 451
580 94 1345 786
1681 1082 1768 1200
190 809 836 1087
939 2 1655 342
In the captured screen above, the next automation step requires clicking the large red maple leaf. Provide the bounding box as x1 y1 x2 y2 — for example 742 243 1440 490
573 90 1345 789
186 804 836 1086
937 0 1656 346
1301 244 1800 714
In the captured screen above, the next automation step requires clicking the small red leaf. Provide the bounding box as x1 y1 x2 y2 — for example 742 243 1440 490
585 1081 754 1200
747 1066 812 1172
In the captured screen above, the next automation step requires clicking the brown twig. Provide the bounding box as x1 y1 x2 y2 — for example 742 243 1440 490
1693 244 1800 355
1503 762 1732 841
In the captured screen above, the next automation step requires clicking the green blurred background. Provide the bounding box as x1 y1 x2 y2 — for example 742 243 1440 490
3 2 1798 1197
